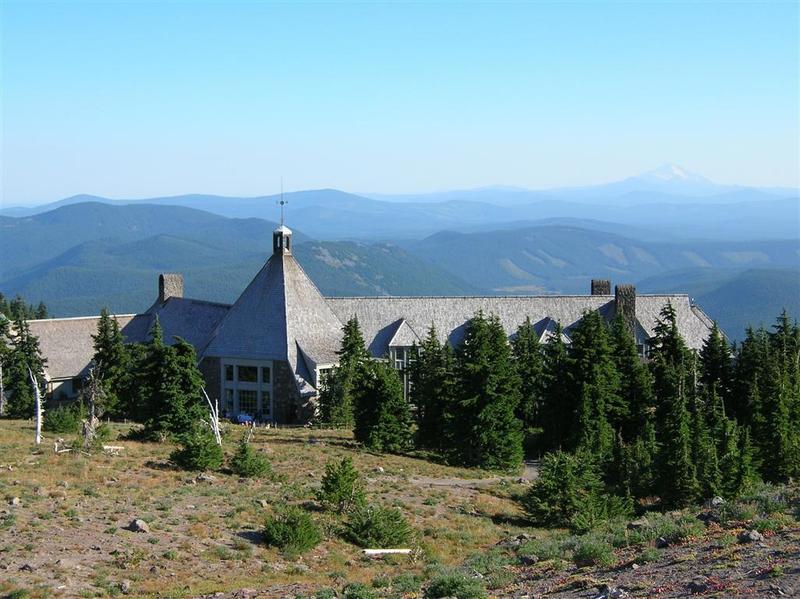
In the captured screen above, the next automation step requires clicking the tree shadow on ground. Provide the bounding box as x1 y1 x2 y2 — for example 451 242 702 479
236 529 265 545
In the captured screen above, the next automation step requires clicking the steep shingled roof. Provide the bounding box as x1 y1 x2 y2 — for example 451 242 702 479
27 297 229 381
326 294 713 355
201 253 343 394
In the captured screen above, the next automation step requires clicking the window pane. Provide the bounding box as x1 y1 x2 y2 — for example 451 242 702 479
225 389 234 412
238 390 258 414
261 391 271 415
225 365 234 381
261 366 271 384
239 366 258 383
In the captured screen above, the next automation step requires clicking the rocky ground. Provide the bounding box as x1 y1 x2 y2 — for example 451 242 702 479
0 421 797 598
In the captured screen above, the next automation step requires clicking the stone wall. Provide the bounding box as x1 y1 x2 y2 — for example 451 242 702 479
615 284 637 336
158 273 184 303
272 360 304 424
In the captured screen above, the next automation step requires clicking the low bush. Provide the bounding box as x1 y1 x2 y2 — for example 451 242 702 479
424 573 487 599
170 428 224 471
572 537 615 567
517 537 568 562
229 438 272 478
463 548 515 588
345 504 412 548
343 583 376 599
318 457 366 514
263 505 322 556
43 404 83 434
636 546 660 564
391 573 423 594
521 450 630 532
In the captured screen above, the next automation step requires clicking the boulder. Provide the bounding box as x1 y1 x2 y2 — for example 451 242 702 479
655 536 669 549
688 577 709 594
738 529 764 543
127 519 150 533
9 497 21 506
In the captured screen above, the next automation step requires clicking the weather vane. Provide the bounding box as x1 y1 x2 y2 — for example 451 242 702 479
276 178 288 226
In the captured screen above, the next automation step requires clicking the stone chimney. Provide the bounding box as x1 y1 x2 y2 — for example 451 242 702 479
158 273 184 303
615 284 637 335
591 279 611 295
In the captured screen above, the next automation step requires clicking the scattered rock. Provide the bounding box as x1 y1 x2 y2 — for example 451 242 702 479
688 577 709 594
149 565 158 573
257 499 269 508
519 554 538 566
711 496 725 507
9 497 21 506
627 517 649 530
127 519 150 533
655 536 669 549
696 510 719 524
738 529 764 543
119 580 132 594
631 563 640 570
58 481 69 488
196 473 216 483
597 584 630 599
19 563 35 572
55 558 80 569
496 533 533 548
374 466 385 473
90 545 101 551
186 504 196 510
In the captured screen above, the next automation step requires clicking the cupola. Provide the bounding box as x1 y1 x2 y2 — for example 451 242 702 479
273 225 292 255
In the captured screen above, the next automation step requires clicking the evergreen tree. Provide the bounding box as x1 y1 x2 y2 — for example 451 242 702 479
650 302 698 508
511 317 544 449
452 312 523 470
34 302 48 320
409 325 456 451
691 398 721 499
4 317 47 419
569 310 619 460
319 317 368 427
353 359 413 453
610 313 655 440
91 308 128 417
539 323 574 452
699 322 732 408
0 315 11 416
139 319 205 438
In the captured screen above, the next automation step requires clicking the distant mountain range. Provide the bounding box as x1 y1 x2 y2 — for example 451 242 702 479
3 165 797 241
1 165 797 340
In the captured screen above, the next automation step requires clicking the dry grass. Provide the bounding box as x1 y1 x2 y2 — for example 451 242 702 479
0 420 530 598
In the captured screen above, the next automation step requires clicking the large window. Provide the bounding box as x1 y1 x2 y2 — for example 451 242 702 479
221 359 273 420
388 346 415 399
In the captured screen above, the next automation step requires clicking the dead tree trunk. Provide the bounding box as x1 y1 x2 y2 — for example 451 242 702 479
202 388 222 446
0 362 5 417
28 367 42 446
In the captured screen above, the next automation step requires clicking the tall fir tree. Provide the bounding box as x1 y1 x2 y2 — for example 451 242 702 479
699 322 732 409
0 315 11 416
138 319 205 438
409 325 456 451
650 302 699 508
4 317 47 419
610 313 655 441
568 310 620 460
91 308 128 417
511 317 545 450
453 312 523 470
319 317 368 427
353 360 413 453
539 323 574 452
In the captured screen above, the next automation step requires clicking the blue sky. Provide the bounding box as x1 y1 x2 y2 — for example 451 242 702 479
2 1 798 204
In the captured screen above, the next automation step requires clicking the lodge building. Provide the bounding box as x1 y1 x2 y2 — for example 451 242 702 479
28 225 715 423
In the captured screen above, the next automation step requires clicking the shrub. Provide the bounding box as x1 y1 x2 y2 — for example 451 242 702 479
318 457 365 514
263 505 322 556
463 548 515 588
636 546 660 564
522 450 628 531
343 583 377 599
391 573 423 594
229 438 272 478
424 573 487 599
572 538 615 567
170 428 224 471
43 404 83 433
345 504 412 548
517 537 567 562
